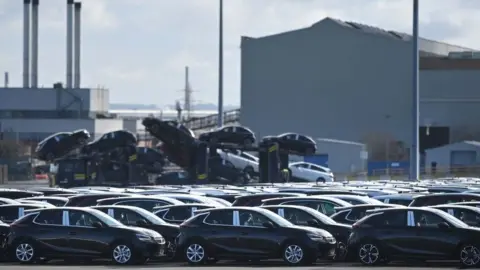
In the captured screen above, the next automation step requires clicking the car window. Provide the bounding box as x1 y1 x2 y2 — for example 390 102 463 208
389 199 411 206
204 210 234 225
453 209 480 226
113 209 148 226
154 209 168 218
413 211 447 228
0 207 20 223
310 166 326 172
163 207 191 222
362 211 407 227
35 210 63 225
298 135 311 142
321 202 337 216
68 210 102 227
346 209 368 222
283 200 320 211
282 208 315 226
238 210 270 227
116 200 168 211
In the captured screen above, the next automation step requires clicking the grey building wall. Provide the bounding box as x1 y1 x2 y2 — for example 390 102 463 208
315 138 367 174
425 141 480 172
240 18 480 152
0 87 109 112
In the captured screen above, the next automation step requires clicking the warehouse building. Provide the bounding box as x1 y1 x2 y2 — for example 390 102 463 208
425 141 480 172
240 17 480 161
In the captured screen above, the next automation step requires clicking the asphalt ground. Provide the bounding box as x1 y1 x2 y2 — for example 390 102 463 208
0 260 465 269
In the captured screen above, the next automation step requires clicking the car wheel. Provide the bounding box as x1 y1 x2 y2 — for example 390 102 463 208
13 241 37 264
282 243 311 265
316 177 326 184
111 243 136 265
185 242 208 265
332 242 347 261
459 244 480 267
358 242 382 266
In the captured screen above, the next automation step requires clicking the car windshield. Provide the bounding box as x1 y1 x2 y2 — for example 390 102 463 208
135 207 168 225
255 208 293 227
90 210 125 227
299 206 338 225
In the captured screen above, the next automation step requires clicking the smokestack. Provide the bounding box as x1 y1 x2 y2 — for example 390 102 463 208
4 72 9 88
31 0 39 88
23 0 31 88
73 2 81 89
66 0 74 89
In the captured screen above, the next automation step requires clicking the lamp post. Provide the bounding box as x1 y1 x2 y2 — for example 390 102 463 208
217 0 224 127
409 0 420 181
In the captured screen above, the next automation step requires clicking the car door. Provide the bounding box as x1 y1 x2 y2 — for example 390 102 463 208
235 209 279 256
32 209 70 255
201 209 238 256
409 210 457 257
65 209 111 255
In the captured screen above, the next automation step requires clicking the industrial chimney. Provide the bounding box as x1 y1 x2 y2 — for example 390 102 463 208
66 0 74 89
73 2 81 89
23 0 31 88
31 0 39 88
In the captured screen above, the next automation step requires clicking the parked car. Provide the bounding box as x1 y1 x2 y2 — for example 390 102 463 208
261 196 351 216
409 193 480 207
430 204 480 227
0 204 51 224
347 207 480 267
288 162 334 182
199 126 256 146
262 205 351 260
373 194 422 206
92 205 180 258
330 204 401 224
96 196 184 211
0 220 9 260
177 207 336 265
64 193 133 207
142 118 194 144
82 130 137 155
209 156 251 184
0 189 43 199
20 196 68 207
323 194 382 205
218 149 259 175
35 129 90 161
8 207 166 264
136 147 166 173
232 193 304 207
27 187 79 196
263 133 316 155
153 204 217 224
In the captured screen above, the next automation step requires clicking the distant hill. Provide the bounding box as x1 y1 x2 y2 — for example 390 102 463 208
110 103 238 111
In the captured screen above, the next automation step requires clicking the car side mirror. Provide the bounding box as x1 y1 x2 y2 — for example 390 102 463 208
136 220 148 226
307 219 319 226
437 222 450 229
262 221 275 229
92 221 103 228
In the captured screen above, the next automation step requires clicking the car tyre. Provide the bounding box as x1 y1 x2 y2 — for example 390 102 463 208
282 243 311 265
332 241 347 261
185 242 208 265
111 243 139 265
316 177 326 183
459 244 480 267
13 241 37 264
358 242 383 266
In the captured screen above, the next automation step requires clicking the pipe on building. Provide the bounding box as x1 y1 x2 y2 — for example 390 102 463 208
66 0 74 89
31 0 39 88
23 0 31 88
73 2 81 89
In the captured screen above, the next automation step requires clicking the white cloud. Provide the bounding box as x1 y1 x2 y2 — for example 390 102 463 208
0 0 478 107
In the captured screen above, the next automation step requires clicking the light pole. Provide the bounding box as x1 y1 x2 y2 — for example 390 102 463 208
409 0 420 181
217 0 224 127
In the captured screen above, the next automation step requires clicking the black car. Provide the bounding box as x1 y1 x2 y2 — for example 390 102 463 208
209 156 250 184
430 204 480 227
0 204 51 224
199 126 256 146
136 147 166 172
0 220 9 260
142 118 194 143
27 187 79 196
96 196 184 211
261 205 351 260
92 205 180 258
0 189 43 199
347 207 480 267
8 207 166 264
263 133 316 155
277 188 366 196
177 207 336 265
261 196 351 216
330 204 402 224
0 197 19 205
20 196 68 207
153 204 216 224
35 130 90 161
64 193 132 207
232 193 304 206
82 130 137 155
409 193 480 207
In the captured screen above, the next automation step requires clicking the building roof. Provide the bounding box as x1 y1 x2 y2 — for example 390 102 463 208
243 17 476 56
426 140 480 152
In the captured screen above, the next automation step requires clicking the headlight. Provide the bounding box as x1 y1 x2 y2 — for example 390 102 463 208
136 233 153 242
307 233 336 244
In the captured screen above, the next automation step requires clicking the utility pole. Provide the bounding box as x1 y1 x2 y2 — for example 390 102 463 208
184 66 192 121
217 0 224 127
410 0 420 181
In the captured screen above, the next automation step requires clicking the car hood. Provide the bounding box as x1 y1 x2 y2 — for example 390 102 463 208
290 225 333 237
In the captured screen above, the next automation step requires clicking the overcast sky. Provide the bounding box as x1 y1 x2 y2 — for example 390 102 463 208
0 0 478 107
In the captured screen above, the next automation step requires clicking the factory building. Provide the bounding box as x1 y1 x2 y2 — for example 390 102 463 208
240 17 480 164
